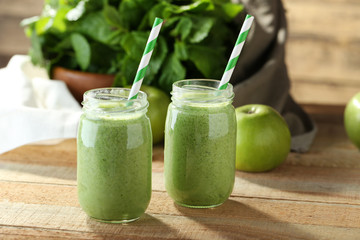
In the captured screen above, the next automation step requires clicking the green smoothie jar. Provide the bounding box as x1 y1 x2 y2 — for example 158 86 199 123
77 88 152 223
164 79 236 208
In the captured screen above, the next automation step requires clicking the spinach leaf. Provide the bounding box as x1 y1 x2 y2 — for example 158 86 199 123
187 44 225 78
73 12 120 45
188 16 215 43
174 40 188 60
118 0 144 29
159 53 186 92
35 17 52 35
171 17 192 41
89 42 119 74
23 0 243 94
103 3 125 31
147 2 176 25
175 0 212 13
71 33 91 71
119 55 139 86
120 32 148 60
221 3 244 19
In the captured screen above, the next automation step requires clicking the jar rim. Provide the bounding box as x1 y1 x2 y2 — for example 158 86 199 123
82 88 148 113
171 79 234 104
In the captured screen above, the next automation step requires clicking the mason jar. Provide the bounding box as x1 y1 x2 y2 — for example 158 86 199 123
77 88 152 223
164 79 236 208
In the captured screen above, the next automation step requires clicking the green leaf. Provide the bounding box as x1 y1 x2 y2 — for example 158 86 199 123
51 6 70 32
174 40 188 61
103 3 125 30
23 0 244 95
120 34 168 86
147 2 175 25
221 3 243 19
53 36 72 51
66 0 86 21
35 17 52 35
135 0 158 10
187 45 225 78
120 55 139 86
159 54 186 93
171 17 192 41
137 1 174 30
36 3 72 34
89 42 118 73
120 32 147 60
73 12 119 45
84 0 105 12
188 16 215 43
204 17 233 47
71 33 91 70
163 16 180 26
118 0 144 29
175 0 212 13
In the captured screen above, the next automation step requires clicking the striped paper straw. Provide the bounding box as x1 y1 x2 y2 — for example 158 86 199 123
128 17 163 100
218 14 254 90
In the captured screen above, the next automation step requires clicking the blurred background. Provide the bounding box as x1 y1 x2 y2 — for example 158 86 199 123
0 0 359 106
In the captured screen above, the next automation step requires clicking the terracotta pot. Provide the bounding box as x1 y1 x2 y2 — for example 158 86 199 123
52 67 115 104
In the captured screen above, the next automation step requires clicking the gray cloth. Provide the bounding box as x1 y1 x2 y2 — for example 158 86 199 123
231 0 317 152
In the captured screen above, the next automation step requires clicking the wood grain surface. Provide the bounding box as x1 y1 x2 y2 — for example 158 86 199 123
284 0 360 104
0 104 360 239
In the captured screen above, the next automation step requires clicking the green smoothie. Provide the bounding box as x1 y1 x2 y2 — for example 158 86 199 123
77 111 152 222
164 102 236 207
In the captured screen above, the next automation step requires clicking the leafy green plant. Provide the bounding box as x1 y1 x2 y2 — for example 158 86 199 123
22 0 243 93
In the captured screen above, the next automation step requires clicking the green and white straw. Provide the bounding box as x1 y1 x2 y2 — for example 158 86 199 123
128 17 163 100
218 14 254 90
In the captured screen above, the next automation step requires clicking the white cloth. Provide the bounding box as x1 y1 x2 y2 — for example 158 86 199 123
0 55 82 154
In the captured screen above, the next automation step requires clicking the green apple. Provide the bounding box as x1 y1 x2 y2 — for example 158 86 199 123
344 92 360 149
235 104 291 172
141 85 171 144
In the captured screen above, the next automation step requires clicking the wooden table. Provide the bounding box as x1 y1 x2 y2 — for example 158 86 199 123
0 105 359 239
